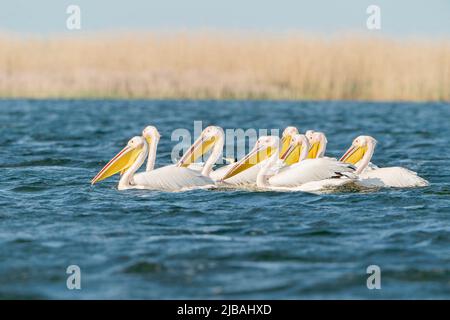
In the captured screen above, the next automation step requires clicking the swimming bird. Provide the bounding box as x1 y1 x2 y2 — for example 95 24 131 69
91 127 221 191
176 125 225 178
222 135 355 191
182 126 300 184
218 126 300 185
306 131 327 158
340 135 429 188
281 130 327 165
118 125 161 175
279 126 299 164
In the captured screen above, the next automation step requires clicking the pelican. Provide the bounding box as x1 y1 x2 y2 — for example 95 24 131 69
265 130 330 179
221 135 355 191
91 126 220 191
279 126 300 164
217 126 299 185
282 130 327 164
340 135 429 188
306 131 327 158
117 125 160 175
176 125 225 178
179 126 299 184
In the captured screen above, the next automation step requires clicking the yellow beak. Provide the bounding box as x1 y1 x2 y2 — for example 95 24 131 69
120 136 151 175
307 141 320 159
340 145 367 164
221 145 274 180
280 143 302 165
177 135 216 167
279 136 292 160
91 145 142 184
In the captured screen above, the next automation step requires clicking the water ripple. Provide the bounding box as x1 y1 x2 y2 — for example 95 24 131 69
0 99 449 299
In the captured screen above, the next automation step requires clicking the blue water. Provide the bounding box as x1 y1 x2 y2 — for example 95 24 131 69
0 99 449 299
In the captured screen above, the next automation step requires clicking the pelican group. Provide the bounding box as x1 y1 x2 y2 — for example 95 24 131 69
221 134 356 191
91 125 429 192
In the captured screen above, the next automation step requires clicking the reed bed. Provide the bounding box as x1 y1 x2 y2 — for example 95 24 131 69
0 32 449 101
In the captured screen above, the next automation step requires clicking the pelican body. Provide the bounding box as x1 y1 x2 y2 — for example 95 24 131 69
340 136 429 188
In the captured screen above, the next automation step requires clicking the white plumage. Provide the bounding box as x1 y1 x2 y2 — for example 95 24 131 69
132 166 215 191
340 136 429 189
262 178 355 193
268 158 356 187
92 126 222 192
93 129 429 193
209 163 233 181
357 167 429 188
220 162 265 186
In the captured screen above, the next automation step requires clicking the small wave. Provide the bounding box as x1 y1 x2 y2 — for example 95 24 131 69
1 158 74 168
300 229 342 237
10 185 49 193
122 261 165 274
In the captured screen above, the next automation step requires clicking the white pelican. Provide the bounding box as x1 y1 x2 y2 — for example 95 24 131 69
183 126 298 185
264 130 329 175
175 125 226 178
217 126 299 185
221 135 355 191
91 127 219 191
279 126 300 164
282 130 327 164
117 125 161 175
306 131 327 158
340 135 429 188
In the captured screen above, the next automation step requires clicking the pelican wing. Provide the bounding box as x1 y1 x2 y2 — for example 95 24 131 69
222 161 265 186
291 178 355 193
358 167 429 188
268 158 355 187
179 162 245 182
356 161 379 173
133 166 215 191
186 163 206 172
210 164 234 181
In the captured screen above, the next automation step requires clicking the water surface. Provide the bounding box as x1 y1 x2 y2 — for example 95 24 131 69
0 100 449 299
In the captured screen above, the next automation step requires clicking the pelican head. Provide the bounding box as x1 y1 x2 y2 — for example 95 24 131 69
280 126 299 160
340 135 377 165
307 131 327 158
91 136 146 185
142 125 161 144
116 125 160 176
305 130 315 141
177 125 224 167
221 136 279 180
280 134 310 164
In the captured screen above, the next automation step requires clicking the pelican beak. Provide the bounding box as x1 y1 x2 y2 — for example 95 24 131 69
280 143 302 165
177 134 216 167
221 143 274 180
91 144 142 184
144 135 152 145
307 141 320 159
279 135 292 160
120 136 151 176
339 145 367 164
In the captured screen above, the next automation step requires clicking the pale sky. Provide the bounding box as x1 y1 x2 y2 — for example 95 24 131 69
1 0 449 38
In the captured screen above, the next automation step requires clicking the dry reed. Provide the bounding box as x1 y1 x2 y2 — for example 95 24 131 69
0 32 449 101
